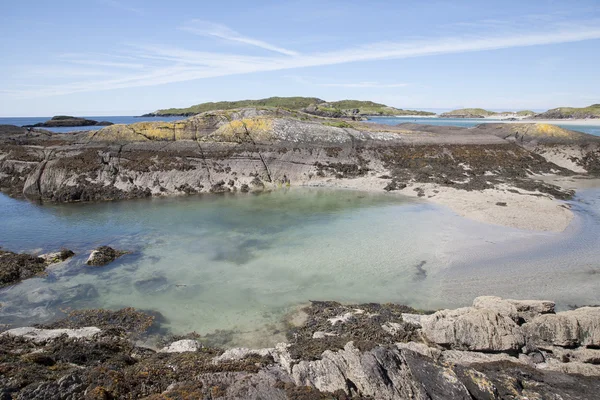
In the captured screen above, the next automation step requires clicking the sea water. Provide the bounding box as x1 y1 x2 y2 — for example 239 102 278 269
0 188 599 347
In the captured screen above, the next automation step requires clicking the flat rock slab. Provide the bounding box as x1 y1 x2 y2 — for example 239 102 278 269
2 327 101 342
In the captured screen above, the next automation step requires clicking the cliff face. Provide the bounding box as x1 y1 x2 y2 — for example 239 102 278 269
0 108 598 204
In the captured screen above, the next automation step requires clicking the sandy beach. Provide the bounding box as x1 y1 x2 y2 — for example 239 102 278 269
302 176 575 233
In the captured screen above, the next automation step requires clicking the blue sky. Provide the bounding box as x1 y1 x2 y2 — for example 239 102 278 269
1 0 599 116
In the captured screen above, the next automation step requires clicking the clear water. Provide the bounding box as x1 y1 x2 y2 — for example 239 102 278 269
0 116 183 133
367 116 600 136
1 188 599 347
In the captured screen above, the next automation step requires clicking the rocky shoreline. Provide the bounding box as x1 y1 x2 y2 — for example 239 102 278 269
1 296 599 399
1 107 599 231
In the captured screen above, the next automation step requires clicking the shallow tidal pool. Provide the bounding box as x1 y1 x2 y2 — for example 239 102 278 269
1 187 599 347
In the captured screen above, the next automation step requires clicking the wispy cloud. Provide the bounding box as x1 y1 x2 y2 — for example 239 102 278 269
5 18 600 98
180 20 300 56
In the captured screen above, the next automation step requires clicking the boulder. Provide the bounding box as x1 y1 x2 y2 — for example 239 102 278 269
1 327 101 343
472 296 555 323
291 342 472 399
86 246 126 266
38 249 75 264
160 339 201 353
523 307 600 348
420 307 525 352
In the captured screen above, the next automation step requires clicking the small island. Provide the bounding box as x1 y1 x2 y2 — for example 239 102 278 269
141 96 436 118
23 115 113 128
439 108 536 119
533 104 600 119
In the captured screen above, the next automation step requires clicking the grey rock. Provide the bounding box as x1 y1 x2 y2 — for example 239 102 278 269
472 296 555 323
523 306 600 348
420 307 525 352
2 327 101 342
291 342 472 399
160 339 201 353
86 246 126 266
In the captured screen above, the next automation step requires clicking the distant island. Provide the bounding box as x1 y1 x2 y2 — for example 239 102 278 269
23 115 113 128
141 98 600 121
440 108 536 119
533 104 600 119
141 96 436 118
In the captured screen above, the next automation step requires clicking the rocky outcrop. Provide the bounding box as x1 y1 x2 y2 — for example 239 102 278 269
2 108 596 206
86 246 127 266
0 248 74 287
23 116 113 128
419 307 525 353
523 307 600 349
1 298 599 399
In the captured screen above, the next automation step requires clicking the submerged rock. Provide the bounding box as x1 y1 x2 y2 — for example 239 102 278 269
133 275 169 293
86 246 127 266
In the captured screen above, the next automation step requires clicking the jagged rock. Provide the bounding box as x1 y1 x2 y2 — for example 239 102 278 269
160 339 201 353
86 246 126 266
291 342 472 399
213 347 274 363
523 307 600 348
1 327 101 342
420 307 525 352
472 296 555 323
38 249 75 264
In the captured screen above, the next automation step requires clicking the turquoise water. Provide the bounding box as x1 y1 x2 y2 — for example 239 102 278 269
1 188 599 346
367 116 600 136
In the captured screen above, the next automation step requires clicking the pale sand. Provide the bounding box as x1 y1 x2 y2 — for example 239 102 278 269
487 118 600 127
300 176 574 232
398 183 573 233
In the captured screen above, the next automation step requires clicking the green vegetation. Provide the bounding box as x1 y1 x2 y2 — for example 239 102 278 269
535 104 600 119
325 100 435 116
516 110 536 116
145 97 435 117
147 97 325 116
323 121 354 128
440 108 498 117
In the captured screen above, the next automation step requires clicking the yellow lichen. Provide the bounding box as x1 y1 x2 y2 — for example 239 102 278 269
212 118 274 142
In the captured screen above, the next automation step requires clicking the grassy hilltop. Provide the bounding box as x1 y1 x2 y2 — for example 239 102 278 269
534 104 600 119
143 97 435 117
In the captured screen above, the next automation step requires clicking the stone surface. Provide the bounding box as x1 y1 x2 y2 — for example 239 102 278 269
472 295 555 323
160 339 202 353
420 307 525 352
2 327 101 342
86 246 126 266
523 307 600 348
291 342 472 399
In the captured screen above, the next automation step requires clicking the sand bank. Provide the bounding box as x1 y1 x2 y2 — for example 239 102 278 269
303 177 574 232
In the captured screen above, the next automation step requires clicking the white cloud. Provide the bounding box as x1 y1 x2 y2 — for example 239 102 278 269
180 20 300 56
5 19 600 98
